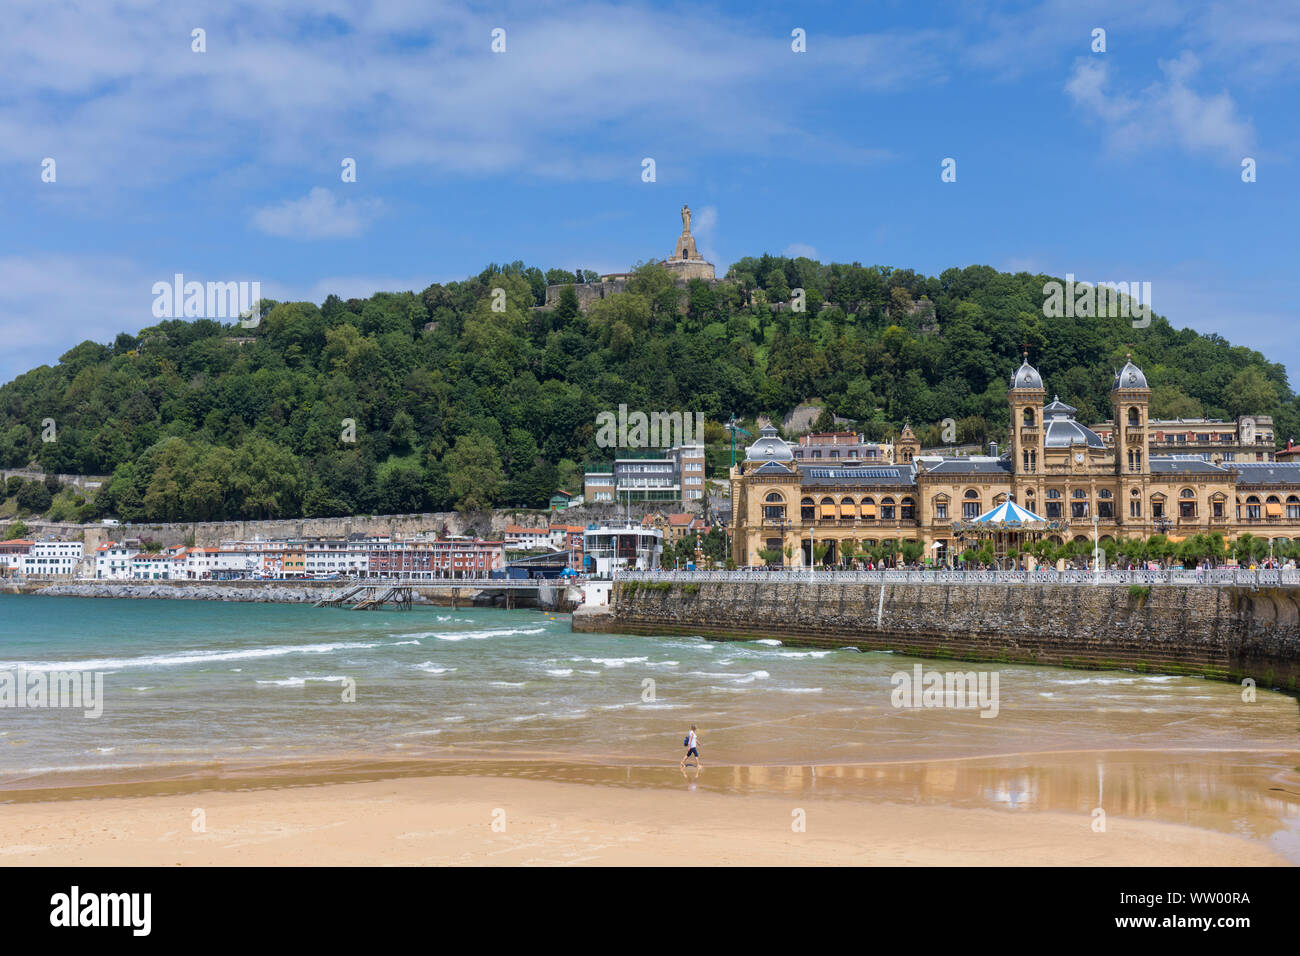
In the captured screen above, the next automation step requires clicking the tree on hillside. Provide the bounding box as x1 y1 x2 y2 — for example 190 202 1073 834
445 432 503 513
1223 367 1278 419
15 480 52 515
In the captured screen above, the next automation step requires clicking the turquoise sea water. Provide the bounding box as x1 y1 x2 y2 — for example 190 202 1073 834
1 593 1299 859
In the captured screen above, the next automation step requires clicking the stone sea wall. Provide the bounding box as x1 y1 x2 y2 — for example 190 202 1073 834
31 581 337 603
578 580 1300 691
23 579 572 610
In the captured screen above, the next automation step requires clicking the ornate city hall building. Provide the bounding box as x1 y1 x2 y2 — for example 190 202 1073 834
730 355 1300 566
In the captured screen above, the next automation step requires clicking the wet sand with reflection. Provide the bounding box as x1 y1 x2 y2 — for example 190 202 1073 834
5 746 1297 865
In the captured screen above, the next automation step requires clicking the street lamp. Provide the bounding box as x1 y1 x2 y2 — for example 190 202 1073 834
1092 511 1100 580
808 522 815 580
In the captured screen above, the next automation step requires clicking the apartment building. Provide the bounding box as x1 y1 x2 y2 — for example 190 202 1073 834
0 538 33 576
95 541 138 579
301 537 370 576
502 525 554 551
131 549 185 580
19 540 85 577
583 472 615 503
365 538 505 579
583 443 706 504
1090 415 1276 463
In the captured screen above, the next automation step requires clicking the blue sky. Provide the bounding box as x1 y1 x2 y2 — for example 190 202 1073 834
3 0 1297 384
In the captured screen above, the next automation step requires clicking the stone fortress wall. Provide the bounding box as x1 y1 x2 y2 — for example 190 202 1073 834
16 500 699 554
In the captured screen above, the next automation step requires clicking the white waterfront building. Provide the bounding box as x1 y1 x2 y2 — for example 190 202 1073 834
131 549 186 580
184 545 263 580
20 541 85 577
581 524 663 578
95 541 138 579
301 537 370 577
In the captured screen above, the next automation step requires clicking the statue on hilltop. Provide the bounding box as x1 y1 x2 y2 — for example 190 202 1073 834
681 204 691 234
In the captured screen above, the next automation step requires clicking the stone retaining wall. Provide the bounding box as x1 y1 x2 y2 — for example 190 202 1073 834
16 500 690 553
582 581 1300 691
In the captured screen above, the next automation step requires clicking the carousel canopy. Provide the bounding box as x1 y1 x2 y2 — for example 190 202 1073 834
970 500 1047 526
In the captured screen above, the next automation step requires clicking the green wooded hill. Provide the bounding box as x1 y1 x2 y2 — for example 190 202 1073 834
0 258 1293 524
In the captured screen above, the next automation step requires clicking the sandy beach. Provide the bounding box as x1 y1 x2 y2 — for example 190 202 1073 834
4 599 1296 866
2 768 1289 867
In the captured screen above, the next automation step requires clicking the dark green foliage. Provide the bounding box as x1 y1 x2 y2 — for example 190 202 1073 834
0 259 1293 522
15 480 52 514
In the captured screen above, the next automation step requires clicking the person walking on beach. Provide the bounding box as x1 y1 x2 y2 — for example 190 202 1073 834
680 724 701 770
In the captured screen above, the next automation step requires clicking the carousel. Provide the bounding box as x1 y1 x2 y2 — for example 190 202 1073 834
951 499 1065 568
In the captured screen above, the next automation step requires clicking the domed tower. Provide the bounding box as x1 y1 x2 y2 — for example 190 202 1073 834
1008 352 1046 475
1111 354 1151 477
896 422 920 464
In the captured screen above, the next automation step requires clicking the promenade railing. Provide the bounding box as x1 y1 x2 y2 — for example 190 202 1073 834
616 568 1300 588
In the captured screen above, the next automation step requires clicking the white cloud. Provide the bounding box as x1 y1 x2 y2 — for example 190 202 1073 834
690 205 720 265
783 243 819 260
250 188 383 239
0 1 922 194
1065 53 1254 163
1187 0 1300 83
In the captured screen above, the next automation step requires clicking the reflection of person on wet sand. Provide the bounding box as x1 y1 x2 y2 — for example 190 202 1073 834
680 724 701 772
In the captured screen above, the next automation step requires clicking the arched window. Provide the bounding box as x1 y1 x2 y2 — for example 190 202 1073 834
1097 488 1114 518
1071 488 1089 518
962 492 980 520
1127 407 1139 427
1265 495 1283 519
819 496 836 519
964 489 979 499
1179 489 1197 519
801 496 815 522
1245 495 1261 520
1288 495 1300 519
1045 487 1062 519
1180 488 1195 498
1023 407 1035 426
841 496 857 519
860 496 877 520
763 492 786 521
901 496 915 520
880 497 896 520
